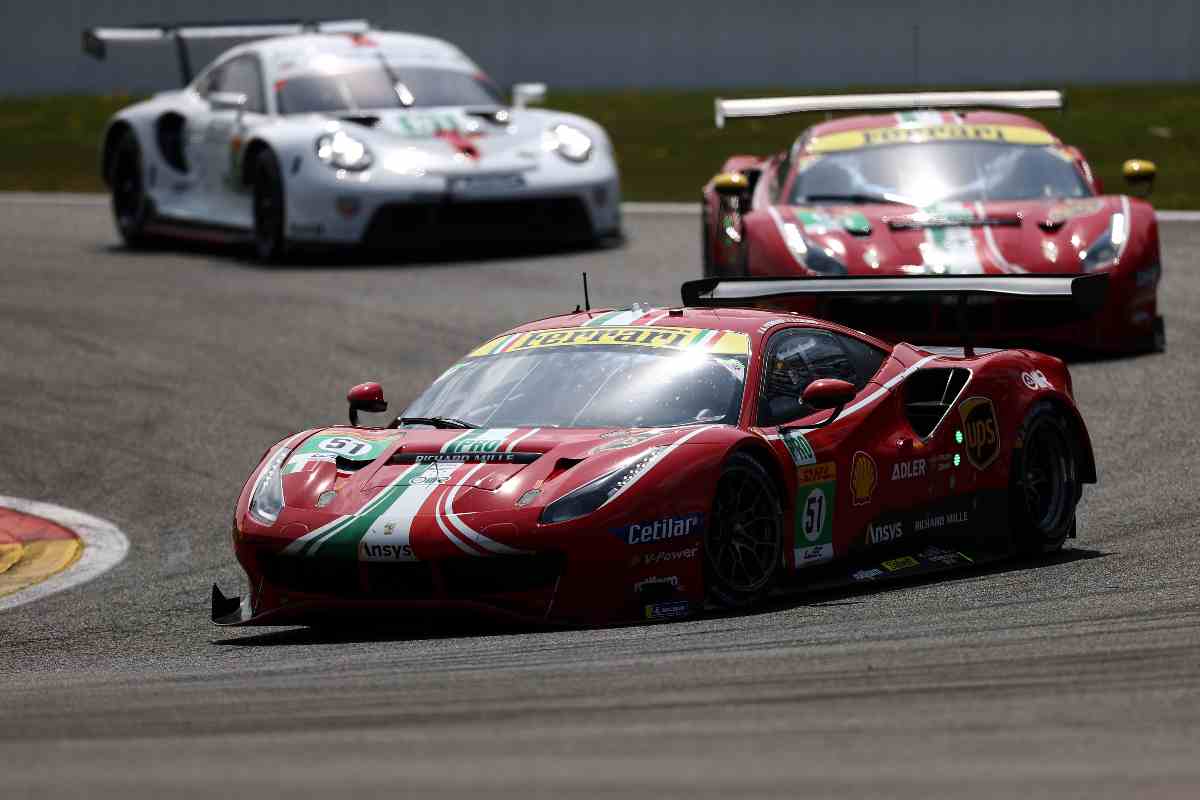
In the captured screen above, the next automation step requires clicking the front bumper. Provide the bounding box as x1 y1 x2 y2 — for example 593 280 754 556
211 552 570 627
361 194 599 248
284 159 622 246
214 536 699 628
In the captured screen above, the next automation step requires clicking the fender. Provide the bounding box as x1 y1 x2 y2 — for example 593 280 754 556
1007 353 1098 485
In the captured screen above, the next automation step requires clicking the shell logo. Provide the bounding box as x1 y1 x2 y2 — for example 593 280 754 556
850 450 877 506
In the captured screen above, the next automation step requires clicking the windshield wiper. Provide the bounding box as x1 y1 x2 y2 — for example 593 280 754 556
395 416 478 429
375 52 412 107
800 192 916 206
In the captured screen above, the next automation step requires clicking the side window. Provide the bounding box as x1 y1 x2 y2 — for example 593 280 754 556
194 65 224 98
212 57 266 113
757 328 864 427
839 334 887 386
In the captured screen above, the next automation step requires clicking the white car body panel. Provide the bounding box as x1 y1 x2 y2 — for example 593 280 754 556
101 31 622 245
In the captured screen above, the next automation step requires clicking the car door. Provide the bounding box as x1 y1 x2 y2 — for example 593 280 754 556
189 54 269 228
753 326 887 570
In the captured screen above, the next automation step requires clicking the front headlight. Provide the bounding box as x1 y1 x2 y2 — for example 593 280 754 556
540 447 665 524
542 123 593 163
780 220 847 275
315 130 373 171
1079 212 1127 271
248 447 290 525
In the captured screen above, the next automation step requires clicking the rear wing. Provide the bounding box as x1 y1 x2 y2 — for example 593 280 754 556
714 90 1064 128
681 274 1107 356
82 18 371 85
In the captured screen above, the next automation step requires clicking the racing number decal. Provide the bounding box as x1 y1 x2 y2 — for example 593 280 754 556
281 433 397 475
794 462 836 568
317 436 374 458
802 489 826 542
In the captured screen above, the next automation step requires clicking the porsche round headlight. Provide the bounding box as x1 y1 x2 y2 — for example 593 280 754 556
315 130 373 171
545 123 593 163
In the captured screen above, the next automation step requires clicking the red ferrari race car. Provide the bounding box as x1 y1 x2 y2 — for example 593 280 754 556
213 275 1101 627
702 91 1164 354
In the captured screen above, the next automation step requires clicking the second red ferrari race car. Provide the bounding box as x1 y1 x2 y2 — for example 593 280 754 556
213 275 1101 628
702 91 1164 354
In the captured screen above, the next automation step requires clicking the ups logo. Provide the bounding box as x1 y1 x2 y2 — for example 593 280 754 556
958 396 999 470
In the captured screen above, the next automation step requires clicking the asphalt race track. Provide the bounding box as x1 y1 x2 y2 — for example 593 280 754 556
2 197 1199 798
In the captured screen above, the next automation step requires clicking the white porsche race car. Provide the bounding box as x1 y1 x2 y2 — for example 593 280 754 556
84 19 622 260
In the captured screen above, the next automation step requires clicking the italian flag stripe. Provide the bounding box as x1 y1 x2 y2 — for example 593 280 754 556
309 462 437 558
292 462 425 556
581 310 622 327
603 310 643 326
496 333 525 353
688 329 720 350
581 309 647 327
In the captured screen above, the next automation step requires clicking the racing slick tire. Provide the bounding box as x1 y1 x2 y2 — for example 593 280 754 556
704 452 785 609
110 130 154 248
1009 402 1081 555
252 149 289 263
1150 316 1167 354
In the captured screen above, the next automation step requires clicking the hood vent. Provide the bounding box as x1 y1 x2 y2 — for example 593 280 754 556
335 455 375 471
338 115 381 128
545 457 585 483
465 108 512 127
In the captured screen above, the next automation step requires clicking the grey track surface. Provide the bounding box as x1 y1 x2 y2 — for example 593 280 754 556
2 200 1199 798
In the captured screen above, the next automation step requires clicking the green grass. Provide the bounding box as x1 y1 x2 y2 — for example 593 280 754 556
4 85 1200 205
0 94 140 192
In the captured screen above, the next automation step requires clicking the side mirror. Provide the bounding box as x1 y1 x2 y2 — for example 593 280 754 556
782 379 857 432
1122 159 1156 195
512 82 547 109
802 378 856 410
347 382 387 426
712 172 751 199
209 91 247 113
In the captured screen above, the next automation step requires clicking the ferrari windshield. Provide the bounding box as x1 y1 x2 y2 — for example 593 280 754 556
790 142 1092 206
276 66 502 114
403 329 751 429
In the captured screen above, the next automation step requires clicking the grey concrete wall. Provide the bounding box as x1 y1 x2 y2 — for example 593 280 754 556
5 0 1199 95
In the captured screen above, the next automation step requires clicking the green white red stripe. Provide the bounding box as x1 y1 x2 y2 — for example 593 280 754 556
581 308 645 327
280 428 532 562
687 328 722 350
